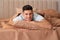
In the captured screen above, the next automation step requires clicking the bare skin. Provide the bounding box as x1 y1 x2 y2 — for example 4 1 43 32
1 19 52 29
13 19 52 29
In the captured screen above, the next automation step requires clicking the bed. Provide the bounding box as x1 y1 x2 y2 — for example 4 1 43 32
0 9 60 40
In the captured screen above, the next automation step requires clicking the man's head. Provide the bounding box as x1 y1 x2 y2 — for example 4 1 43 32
22 5 33 21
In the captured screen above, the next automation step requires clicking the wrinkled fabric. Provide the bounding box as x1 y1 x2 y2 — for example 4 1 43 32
0 9 60 40
0 28 59 40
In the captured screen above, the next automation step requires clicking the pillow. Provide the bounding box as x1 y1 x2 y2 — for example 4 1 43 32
37 9 59 18
16 8 22 14
44 14 60 27
50 18 60 27
37 9 60 26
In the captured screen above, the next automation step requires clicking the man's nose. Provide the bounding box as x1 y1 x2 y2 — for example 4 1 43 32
27 15 30 18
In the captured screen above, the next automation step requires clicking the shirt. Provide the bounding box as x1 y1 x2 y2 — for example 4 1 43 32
13 12 44 23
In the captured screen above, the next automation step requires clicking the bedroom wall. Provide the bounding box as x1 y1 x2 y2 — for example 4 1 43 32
0 0 59 19
58 0 60 12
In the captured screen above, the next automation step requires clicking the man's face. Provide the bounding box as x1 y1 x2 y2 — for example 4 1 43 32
23 10 33 21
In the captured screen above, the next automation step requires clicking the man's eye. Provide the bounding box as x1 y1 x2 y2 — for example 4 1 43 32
29 13 32 15
25 14 28 15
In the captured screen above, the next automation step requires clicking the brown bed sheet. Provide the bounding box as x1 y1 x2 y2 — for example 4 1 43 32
0 28 59 40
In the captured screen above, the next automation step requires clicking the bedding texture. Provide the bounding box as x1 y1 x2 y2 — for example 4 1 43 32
0 9 60 40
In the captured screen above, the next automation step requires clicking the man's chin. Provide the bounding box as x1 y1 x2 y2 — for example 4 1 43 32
24 20 32 21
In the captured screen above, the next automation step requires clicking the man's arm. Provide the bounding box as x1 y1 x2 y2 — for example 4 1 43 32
1 18 52 29
12 19 52 29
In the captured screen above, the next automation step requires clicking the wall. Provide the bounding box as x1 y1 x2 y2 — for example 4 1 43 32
0 0 59 19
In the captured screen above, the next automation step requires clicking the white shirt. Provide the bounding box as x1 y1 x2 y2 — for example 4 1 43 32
13 13 44 23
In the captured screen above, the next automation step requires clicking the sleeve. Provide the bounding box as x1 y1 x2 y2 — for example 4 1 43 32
33 13 44 21
35 15 44 21
13 16 23 23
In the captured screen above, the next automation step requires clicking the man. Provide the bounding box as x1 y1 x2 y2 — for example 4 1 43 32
13 5 44 22
1 5 52 29
12 5 52 29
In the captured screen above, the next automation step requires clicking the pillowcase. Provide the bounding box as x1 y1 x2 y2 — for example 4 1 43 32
37 9 59 18
49 18 60 27
44 14 60 27
16 8 22 14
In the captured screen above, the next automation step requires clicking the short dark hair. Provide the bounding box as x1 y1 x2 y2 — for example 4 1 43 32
22 5 33 12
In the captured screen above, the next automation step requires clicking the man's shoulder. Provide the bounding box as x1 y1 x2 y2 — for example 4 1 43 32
33 12 43 18
13 14 24 22
33 12 44 21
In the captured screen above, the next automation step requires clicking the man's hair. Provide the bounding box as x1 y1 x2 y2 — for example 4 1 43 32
22 5 33 12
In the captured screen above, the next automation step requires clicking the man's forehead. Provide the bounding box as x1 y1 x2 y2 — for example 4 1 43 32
23 10 33 12
23 10 33 13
